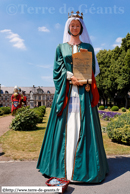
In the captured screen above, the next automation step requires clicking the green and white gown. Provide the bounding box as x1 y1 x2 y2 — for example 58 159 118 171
36 42 109 183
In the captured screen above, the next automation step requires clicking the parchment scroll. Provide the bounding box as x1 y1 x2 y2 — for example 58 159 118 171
72 51 92 82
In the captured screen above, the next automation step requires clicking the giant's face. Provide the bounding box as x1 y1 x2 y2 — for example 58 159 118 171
69 20 81 36
14 88 18 93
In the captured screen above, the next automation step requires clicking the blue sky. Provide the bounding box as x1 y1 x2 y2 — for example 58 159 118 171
0 0 129 87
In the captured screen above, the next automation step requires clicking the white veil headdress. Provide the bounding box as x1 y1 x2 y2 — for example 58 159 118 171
63 17 100 77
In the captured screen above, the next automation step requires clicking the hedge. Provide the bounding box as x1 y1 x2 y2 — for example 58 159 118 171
107 106 111 110
121 107 126 112
0 109 4 116
99 106 105 110
0 107 11 114
111 106 119 111
106 112 130 145
10 109 39 131
31 109 43 123
15 106 29 115
14 105 46 123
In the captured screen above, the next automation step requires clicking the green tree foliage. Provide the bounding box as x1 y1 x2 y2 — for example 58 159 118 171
96 33 130 108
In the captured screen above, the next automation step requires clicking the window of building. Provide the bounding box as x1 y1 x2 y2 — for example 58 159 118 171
5 91 9 94
39 96 41 100
43 95 46 100
37 88 43 94
47 90 50 94
0 90 3 94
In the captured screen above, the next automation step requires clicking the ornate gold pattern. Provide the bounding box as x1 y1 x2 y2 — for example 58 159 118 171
68 11 83 20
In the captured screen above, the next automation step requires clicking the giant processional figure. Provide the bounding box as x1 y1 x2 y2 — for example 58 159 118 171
37 11 109 183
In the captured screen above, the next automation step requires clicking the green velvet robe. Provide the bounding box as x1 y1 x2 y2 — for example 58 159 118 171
36 42 109 183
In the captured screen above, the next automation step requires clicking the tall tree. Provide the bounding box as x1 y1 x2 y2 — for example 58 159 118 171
116 49 130 107
96 33 130 108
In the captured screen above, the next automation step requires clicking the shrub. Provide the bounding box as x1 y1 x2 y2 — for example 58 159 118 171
0 109 4 116
129 108 130 111
0 107 11 114
10 109 39 131
31 109 43 123
99 106 105 110
111 106 119 111
15 106 29 115
106 112 130 145
121 107 126 112
34 108 44 117
107 106 111 110
32 106 46 122
39 106 46 115
15 106 46 123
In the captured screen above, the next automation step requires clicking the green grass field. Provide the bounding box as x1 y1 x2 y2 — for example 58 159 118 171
0 108 129 160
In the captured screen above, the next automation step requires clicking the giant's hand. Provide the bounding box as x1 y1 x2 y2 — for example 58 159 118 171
70 76 83 86
80 48 88 52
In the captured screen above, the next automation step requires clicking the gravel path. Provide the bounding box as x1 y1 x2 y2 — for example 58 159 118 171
0 115 13 137
0 115 14 161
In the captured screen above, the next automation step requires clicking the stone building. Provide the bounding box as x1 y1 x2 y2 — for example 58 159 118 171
0 86 55 108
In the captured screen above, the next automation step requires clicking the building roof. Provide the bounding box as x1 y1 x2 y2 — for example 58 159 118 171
1 86 55 94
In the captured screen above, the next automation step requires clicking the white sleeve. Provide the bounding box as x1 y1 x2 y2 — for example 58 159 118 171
67 71 73 80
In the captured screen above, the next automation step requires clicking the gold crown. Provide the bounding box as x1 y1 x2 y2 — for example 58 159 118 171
68 11 83 20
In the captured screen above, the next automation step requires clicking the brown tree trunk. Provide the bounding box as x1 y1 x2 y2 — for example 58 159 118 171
125 95 128 108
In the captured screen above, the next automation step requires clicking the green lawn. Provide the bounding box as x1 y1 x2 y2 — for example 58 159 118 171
0 108 51 160
0 113 11 118
0 107 129 160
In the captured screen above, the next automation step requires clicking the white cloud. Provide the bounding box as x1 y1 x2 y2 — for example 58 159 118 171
112 44 121 48
37 64 53 70
94 47 102 52
101 43 105 46
112 37 122 48
0 29 11 33
116 37 122 43
0 29 26 50
55 23 60 29
38 26 50 32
